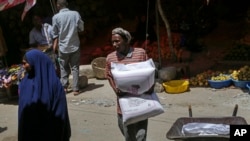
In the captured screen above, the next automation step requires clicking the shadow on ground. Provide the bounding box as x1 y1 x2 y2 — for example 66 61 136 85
0 97 18 105
0 127 7 134
81 83 105 92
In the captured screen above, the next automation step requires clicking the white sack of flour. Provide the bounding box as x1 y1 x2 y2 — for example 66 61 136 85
111 59 155 95
119 92 164 126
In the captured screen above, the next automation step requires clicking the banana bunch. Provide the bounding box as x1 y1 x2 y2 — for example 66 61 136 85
8 65 21 74
231 70 239 80
211 73 230 81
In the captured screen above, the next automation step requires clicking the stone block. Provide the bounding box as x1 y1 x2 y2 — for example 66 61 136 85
79 65 95 79
69 75 88 89
158 66 177 81
154 79 164 93
170 63 190 79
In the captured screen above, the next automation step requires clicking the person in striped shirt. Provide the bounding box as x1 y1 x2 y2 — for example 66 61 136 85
105 27 154 141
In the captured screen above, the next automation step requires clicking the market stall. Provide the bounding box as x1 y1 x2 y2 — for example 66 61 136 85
0 0 36 101
0 64 24 100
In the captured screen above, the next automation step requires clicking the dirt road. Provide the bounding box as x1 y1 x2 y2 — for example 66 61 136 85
1 78 250 141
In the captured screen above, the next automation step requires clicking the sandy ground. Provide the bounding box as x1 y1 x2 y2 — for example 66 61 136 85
0 78 250 141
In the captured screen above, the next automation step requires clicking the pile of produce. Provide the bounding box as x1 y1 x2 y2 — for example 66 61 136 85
189 65 250 88
207 73 232 89
230 65 250 81
140 32 182 61
189 70 212 87
0 64 24 88
189 70 230 87
210 74 231 81
91 32 183 63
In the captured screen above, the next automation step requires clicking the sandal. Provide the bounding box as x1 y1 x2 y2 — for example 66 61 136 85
73 90 80 96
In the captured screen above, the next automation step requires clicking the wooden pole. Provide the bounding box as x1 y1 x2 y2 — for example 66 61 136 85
50 0 57 14
156 0 177 62
155 0 161 68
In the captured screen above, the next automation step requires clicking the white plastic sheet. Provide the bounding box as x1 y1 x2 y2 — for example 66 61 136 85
181 122 230 136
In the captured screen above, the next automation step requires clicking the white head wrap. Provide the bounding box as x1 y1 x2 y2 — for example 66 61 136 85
112 27 131 44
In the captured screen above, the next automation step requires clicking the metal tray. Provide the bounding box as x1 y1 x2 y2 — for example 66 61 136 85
166 105 248 141
166 116 247 141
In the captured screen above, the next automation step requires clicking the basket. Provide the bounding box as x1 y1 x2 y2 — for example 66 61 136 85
207 79 232 89
162 80 189 94
91 57 106 79
232 79 250 89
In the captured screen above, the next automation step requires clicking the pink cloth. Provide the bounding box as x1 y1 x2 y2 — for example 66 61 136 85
0 0 25 11
21 0 36 21
0 0 36 21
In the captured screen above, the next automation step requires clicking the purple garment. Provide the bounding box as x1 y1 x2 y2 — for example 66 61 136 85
18 49 71 141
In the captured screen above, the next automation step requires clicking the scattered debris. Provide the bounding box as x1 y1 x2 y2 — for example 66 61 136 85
70 98 115 107
223 93 250 109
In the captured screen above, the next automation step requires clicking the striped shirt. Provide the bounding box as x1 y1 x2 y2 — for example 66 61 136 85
105 47 148 114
